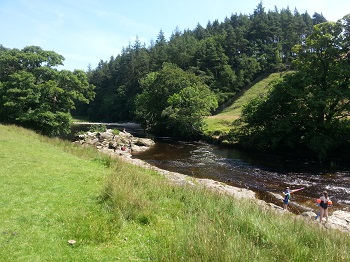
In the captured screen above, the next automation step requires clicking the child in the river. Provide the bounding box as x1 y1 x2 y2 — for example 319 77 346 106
283 187 291 210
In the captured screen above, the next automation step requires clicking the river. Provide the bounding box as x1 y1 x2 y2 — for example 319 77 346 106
69 123 350 213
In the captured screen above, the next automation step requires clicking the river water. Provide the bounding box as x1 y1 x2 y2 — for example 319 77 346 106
70 123 350 213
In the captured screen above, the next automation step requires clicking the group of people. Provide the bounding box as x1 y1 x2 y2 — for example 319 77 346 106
283 187 331 223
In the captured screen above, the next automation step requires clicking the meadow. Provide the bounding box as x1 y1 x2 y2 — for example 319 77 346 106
1 124 349 261
203 72 283 137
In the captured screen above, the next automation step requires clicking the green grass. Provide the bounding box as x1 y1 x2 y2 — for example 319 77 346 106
1 124 350 261
203 72 284 136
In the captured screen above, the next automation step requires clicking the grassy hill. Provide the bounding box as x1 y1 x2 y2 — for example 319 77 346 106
203 72 283 137
1 124 350 261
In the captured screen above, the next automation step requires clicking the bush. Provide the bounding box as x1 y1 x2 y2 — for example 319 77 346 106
88 124 106 133
112 129 120 135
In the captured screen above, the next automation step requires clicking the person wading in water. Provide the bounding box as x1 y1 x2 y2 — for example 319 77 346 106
282 186 305 210
283 187 291 210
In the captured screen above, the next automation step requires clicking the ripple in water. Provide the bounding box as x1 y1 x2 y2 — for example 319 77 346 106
134 139 350 211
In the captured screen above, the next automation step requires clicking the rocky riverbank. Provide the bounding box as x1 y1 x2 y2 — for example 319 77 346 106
74 129 350 235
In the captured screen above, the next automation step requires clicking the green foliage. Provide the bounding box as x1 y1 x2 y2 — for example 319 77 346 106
203 72 283 137
85 42 151 122
80 3 325 131
0 46 95 136
168 30 199 69
164 84 218 137
74 130 86 136
111 128 120 135
19 110 72 137
88 124 106 132
135 63 218 138
231 19 350 159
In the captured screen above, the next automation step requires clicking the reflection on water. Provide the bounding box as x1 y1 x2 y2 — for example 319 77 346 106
133 139 350 213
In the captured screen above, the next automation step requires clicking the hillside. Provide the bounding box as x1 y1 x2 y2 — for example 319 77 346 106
203 72 283 137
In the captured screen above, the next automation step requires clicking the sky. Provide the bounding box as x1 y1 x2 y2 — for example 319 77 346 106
1 0 349 71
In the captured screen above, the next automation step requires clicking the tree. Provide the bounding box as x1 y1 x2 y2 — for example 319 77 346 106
85 4 322 128
149 30 169 70
193 23 210 40
312 12 327 24
230 19 350 159
0 46 95 136
163 83 218 138
168 30 199 70
248 2 271 56
135 63 218 138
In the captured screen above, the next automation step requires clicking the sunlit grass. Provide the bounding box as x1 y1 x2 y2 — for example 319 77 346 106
203 72 285 136
1 124 350 261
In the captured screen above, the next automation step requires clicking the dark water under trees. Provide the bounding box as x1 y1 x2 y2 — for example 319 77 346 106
69 123 350 214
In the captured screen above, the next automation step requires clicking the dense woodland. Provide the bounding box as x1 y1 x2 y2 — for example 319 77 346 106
1 3 350 160
81 4 326 124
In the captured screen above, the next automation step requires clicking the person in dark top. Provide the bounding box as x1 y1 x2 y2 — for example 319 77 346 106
319 191 330 223
283 187 291 210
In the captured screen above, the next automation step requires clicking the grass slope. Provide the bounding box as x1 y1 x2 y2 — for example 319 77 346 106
203 72 282 136
1 124 350 261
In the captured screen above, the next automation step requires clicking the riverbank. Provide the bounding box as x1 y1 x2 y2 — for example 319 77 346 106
76 128 350 235
2 124 350 261
117 150 350 235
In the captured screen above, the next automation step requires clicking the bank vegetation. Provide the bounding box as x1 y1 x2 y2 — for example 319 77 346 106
1 124 349 261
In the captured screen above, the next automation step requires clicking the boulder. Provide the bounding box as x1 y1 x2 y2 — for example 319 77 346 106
99 131 114 140
133 138 155 147
74 129 155 157
327 210 350 233
301 211 316 219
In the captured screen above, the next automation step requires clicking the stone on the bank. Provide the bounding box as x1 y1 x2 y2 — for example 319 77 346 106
301 211 316 218
328 210 350 233
133 138 155 147
74 129 155 157
99 131 114 140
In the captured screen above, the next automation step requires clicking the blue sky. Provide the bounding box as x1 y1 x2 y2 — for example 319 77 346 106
1 0 349 71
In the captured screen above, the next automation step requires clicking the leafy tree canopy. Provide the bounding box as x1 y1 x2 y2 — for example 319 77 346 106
0 46 95 136
135 63 218 138
83 3 325 126
230 17 350 159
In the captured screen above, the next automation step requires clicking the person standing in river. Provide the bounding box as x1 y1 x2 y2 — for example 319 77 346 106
282 186 305 210
319 191 330 223
283 187 291 210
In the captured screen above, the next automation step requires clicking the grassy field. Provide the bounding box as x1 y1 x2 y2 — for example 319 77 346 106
1 124 350 261
203 72 283 136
